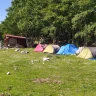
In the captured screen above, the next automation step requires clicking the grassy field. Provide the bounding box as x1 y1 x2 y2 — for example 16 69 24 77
0 48 96 96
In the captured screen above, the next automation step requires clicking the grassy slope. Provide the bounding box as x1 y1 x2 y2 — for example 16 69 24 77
0 48 96 96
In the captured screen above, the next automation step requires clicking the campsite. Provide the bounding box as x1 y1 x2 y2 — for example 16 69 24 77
0 47 96 95
1 0 96 95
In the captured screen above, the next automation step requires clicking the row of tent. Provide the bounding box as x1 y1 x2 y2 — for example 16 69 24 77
34 44 96 59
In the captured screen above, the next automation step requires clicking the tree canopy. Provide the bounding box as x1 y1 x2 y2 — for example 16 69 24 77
0 0 96 46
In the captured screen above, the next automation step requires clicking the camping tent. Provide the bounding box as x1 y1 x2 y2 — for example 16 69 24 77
43 44 60 53
77 47 96 59
34 44 47 52
57 44 78 55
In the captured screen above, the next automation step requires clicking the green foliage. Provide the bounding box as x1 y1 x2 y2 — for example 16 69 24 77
1 0 96 45
0 24 3 40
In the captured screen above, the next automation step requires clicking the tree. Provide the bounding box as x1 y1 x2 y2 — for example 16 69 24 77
0 24 3 40
1 0 96 46
72 0 96 46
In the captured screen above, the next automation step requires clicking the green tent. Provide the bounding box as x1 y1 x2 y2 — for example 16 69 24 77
77 47 96 59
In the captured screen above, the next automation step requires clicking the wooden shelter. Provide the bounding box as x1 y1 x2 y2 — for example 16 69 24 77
4 34 27 48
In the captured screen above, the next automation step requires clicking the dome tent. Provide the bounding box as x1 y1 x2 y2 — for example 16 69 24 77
57 44 78 55
77 47 96 59
43 44 60 54
34 44 47 52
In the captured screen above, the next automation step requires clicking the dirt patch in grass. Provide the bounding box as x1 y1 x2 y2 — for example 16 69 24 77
33 78 61 84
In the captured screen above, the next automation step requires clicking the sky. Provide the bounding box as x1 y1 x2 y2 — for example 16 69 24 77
0 0 12 23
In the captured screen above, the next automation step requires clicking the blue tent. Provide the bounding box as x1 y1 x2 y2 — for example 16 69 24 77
57 44 78 55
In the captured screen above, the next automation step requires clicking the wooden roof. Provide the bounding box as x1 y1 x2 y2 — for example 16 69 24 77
4 34 26 39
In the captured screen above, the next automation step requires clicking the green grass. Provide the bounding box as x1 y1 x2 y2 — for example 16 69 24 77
0 48 96 96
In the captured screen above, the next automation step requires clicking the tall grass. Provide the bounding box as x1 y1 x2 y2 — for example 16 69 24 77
0 48 96 96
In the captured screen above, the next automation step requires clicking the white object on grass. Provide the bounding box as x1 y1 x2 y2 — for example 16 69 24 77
43 57 50 61
6 72 10 75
